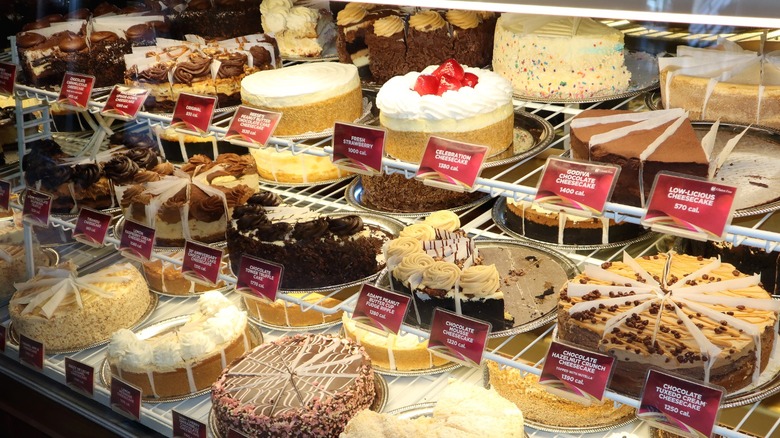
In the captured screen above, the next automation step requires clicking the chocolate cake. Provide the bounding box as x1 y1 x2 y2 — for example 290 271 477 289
363 15 407 83
406 10 454 71
226 193 391 289
211 334 375 438
167 0 262 40
360 174 485 213
558 252 780 396
88 31 132 88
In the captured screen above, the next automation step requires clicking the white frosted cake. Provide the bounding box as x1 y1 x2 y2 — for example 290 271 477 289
241 62 362 136
493 13 631 100
376 60 513 163
659 40 780 129
260 0 336 58
108 291 251 399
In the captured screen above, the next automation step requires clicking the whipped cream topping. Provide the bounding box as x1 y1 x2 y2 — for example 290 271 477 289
241 62 359 107
376 66 512 121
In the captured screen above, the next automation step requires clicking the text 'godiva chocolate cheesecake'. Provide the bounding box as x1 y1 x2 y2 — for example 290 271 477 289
558 252 780 397
211 334 375 437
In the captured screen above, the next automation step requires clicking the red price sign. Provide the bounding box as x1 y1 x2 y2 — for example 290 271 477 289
224 106 281 147
101 85 149 120
642 173 737 241
539 341 615 404
22 189 52 227
19 334 44 371
118 219 156 262
427 308 490 367
415 136 487 192
235 255 283 302
535 157 620 216
171 93 217 136
110 377 142 420
352 284 409 335
65 357 95 397
0 179 10 211
182 240 223 286
73 208 112 247
56 72 96 111
638 369 723 438
332 122 386 176
0 62 16 96
172 410 207 438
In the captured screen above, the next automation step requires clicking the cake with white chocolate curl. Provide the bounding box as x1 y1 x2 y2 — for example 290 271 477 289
557 251 780 396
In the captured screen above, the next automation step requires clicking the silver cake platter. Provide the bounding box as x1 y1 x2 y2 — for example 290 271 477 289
0 248 59 307
376 239 578 339
492 196 661 252
99 314 263 404
7 292 158 355
482 364 637 434
512 50 659 104
388 402 531 437
207 373 388 438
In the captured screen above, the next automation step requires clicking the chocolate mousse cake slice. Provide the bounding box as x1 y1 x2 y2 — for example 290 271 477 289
88 31 132 87
406 10 453 72
171 51 216 102
570 109 709 206
364 14 408 83
445 10 485 68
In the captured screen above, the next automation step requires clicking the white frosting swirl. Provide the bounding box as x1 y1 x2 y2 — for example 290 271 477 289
394 253 436 284
385 236 423 261
180 331 217 361
260 0 294 34
204 307 245 344
152 338 182 368
399 223 436 240
423 210 460 232
376 66 513 121
199 291 233 316
422 261 461 290
108 329 140 362
459 265 500 297
287 6 319 32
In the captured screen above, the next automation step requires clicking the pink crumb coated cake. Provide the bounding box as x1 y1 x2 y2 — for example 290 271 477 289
211 333 375 437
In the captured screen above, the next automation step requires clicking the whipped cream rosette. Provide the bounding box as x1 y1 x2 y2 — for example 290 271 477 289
9 262 152 350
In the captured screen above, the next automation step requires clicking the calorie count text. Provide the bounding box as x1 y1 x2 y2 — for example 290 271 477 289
81 216 104 234
364 291 400 320
343 135 373 157
443 320 475 348
184 104 202 119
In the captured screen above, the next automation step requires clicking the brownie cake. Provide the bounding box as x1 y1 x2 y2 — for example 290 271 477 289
211 334 375 437
558 252 780 396
226 192 392 289
360 174 485 213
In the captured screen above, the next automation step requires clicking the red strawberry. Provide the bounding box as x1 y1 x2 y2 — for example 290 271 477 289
432 58 465 81
462 72 479 88
436 74 462 96
413 74 439 96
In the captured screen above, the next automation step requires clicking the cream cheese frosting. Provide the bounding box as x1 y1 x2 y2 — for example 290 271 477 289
241 62 359 107
376 65 513 132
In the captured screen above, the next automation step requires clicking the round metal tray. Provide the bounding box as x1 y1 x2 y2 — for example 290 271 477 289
492 196 661 251
512 50 659 104
388 402 530 437
376 239 578 338
207 373 388 438
99 314 263 404
7 292 158 355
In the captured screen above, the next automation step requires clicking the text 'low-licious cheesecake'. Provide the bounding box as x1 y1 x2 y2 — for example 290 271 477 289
376 58 513 163
558 252 780 397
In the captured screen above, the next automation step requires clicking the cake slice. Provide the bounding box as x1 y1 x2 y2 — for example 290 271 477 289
406 10 453 69
260 0 336 58
569 109 709 206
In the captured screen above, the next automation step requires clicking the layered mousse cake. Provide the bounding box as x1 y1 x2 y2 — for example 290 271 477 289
486 360 634 428
9 262 151 351
376 59 513 163
504 198 645 245
493 14 631 100
569 109 709 206
226 191 392 289
558 252 780 396
342 312 451 372
360 173 485 213
342 380 524 437
260 0 336 58
211 333 375 437
108 292 251 399
16 21 89 88
241 62 362 136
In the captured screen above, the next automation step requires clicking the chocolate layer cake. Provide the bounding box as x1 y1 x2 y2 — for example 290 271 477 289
88 31 132 88
168 0 261 40
226 193 391 289
211 334 375 438
504 198 645 246
558 252 780 396
360 174 484 213
406 10 453 71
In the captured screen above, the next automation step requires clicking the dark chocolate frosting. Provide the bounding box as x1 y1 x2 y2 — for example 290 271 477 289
254 222 292 240
125 147 159 170
90 31 119 44
328 215 364 236
224 185 254 207
93 2 121 16
173 55 212 85
214 0 239 7
71 163 102 188
125 23 155 42
247 191 282 207
190 194 225 222
16 32 46 48
138 64 170 84
216 52 247 78
22 21 50 32
103 155 140 182
236 213 268 230
58 34 87 52
41 165 73 190
249 45 271 68
187 0 212 11
292 218 329 240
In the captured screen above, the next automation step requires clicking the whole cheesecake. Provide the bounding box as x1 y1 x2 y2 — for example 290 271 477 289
241 62 362 136
376 59 513 163
211 334 375 437
558 252 780 396
108 292 251 399
9 262 151 351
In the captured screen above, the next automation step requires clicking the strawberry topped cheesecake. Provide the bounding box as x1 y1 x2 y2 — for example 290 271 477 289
376 59 514 163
